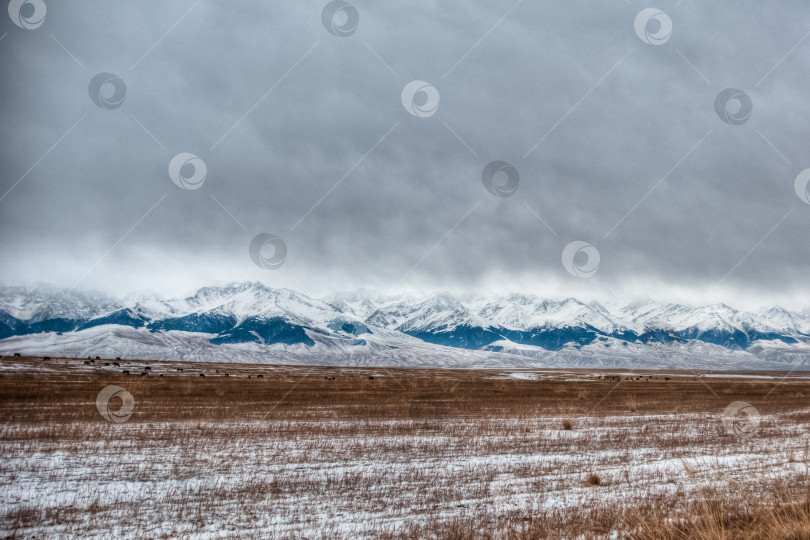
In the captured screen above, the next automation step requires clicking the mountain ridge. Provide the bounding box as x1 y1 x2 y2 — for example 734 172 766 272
1 282 808 369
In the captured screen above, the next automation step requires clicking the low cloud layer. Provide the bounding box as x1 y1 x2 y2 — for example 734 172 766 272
1 0 809 307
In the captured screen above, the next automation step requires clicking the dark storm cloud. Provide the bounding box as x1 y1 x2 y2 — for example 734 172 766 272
1 0 809 305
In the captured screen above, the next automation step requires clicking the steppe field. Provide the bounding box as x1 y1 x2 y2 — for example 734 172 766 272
1 356 810 539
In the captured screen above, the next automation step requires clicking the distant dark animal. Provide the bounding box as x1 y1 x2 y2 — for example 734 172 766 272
115 357 121 361
224 373 229 377
113 362 119 367
199 373 205 378
257 374 263 378
84 361 90 365
144 367 151 371
141 372 147 377
248 375 251 379
369 376 374 380
122 370 129 375
43 357 51 361
665 377 671 381
105 363 110 366
13 353 20 357
177 368 183 372
95 356 100 360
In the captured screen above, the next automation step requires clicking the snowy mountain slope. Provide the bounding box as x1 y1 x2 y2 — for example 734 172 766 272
321 289 414 320
362 293 505 349
0 323 548 368
0 283 809 368
0 284 121 322
476 295 628 334
616 301 809 348
0 282 373 348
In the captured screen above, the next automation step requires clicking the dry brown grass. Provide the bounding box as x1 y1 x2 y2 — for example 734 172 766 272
1 355 809 538
627 485 810 539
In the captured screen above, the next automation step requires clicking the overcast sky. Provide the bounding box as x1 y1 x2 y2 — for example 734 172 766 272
1 0 809 308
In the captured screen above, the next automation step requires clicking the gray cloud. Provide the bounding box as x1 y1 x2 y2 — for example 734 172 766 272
1 0 809 307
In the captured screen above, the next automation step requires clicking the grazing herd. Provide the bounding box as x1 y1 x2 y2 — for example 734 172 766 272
13 354 271 380
597 375 675 382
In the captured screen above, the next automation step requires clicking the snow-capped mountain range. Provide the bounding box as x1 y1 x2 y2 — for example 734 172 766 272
1 282 809 369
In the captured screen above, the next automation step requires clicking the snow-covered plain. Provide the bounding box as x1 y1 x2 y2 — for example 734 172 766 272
3 411 807 538
2 359 809 538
